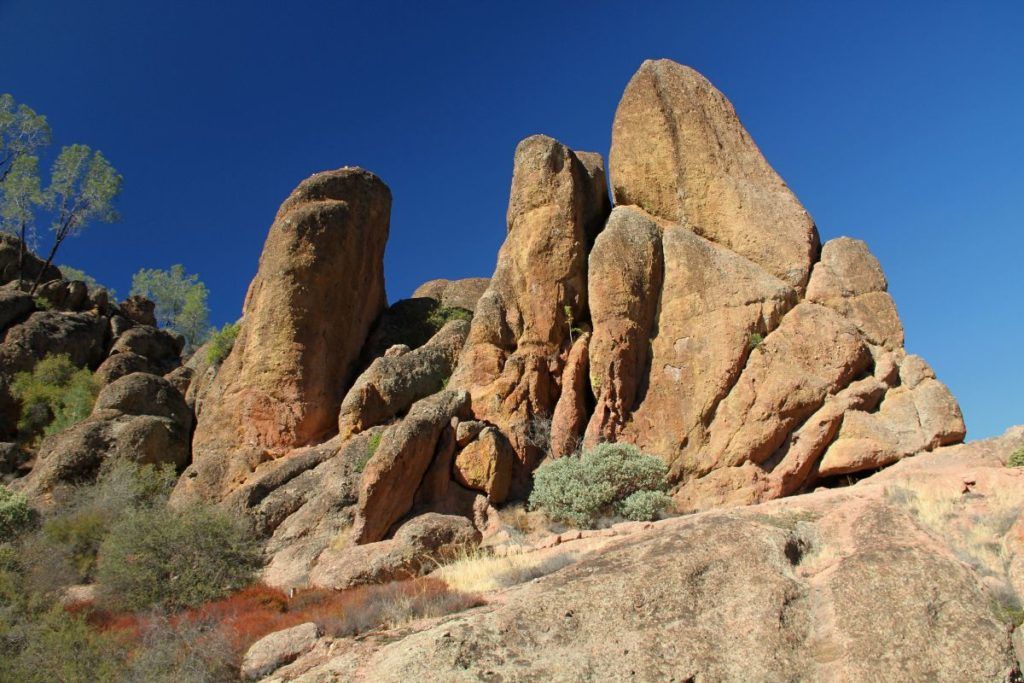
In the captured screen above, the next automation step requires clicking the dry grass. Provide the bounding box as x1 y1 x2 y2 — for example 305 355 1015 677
434 548 578 594
883 482 1024 577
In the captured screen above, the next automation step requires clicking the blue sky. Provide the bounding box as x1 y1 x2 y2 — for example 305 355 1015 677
1 1 1021 439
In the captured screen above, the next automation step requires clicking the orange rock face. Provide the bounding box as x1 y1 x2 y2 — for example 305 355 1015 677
176 168 390 504
450 135 610 497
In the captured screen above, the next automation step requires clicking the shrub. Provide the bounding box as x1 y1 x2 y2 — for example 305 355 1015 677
425 304 472 332
0 485 33 541
96 504 261 612
529 442 670 527
41 461 176 583
618 489 674 522
1008 447 1024 468
11 354 98 440
4 605 128 682
748 331 764 351
206 321 240 366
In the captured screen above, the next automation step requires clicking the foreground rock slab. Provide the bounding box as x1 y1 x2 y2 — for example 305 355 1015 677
270 427 1024 682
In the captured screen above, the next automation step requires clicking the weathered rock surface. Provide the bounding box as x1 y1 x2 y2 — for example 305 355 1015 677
241 622 320 681
411 278 490 313
273 428 1024 682
108 325 184 374
338 320 468 440
179 168 391 505
452 425 513 503
13 373 191 501
0 233 61 287
609 59 818 290
352 390 470 544
450 135 610 497
309 513 479 590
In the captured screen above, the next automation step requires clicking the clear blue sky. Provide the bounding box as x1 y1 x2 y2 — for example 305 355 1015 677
2 1 1021 439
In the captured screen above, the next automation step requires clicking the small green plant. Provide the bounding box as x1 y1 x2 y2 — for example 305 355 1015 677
529 442 671 527
205 321 240 366
590 372 603 394
96 504 261 612
356 432 382 473
748 331 764 351
1008 447 1024 468
0 485 34 541
425 304 472 333
32 296 53 310
10 354 98 440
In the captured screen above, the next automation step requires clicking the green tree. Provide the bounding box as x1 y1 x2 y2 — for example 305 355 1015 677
0 94 51 183
0 154 45 284
130 265 211 351
29 145 122 294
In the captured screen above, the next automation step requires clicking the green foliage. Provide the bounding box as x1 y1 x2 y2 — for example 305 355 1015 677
618 489 674 522
356 432 383 473
3 605 128 682
96 504 261 612
748 331 764 351
10 354 98 441
1008 447 1024 468
56 264 116 300
0 154 45 245
131 264 211 351
0 94 51 180
205 322 240 366
529 442 671 528
40 460 176 583
425 304 473 331
0 486 33 542
31 296 52 310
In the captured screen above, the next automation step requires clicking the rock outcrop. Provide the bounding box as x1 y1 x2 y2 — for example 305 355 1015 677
13 372 192 501
177 168 391 505
450 135 610 497
411 277 490 313
272 428 1024 682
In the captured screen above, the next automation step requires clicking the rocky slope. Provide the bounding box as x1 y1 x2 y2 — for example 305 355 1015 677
265 426 1024 682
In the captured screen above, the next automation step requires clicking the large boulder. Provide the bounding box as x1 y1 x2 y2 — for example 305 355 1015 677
352 390 470 544
309 513 480 590
338 319 469 440
412 277 490 313
179 168 391 505
450 135 610 497
609 59 818 290
13 373 192 502
0 233 61 287
276 430 1024 681
108 325 184 374
241 622 320 681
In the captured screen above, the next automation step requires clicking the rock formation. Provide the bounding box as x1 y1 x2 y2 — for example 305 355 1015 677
176 168 390 505
449 134 610 497
268 427 1024 682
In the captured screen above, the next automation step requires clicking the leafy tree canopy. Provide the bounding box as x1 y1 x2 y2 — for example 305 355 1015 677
131 265 211 351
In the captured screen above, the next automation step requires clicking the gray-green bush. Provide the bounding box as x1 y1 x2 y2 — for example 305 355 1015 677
96 504 261 612
528 442 673 527
1008 447 1024 468
0 485 33 541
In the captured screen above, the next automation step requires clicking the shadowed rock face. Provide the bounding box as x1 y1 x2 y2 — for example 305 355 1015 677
175 168 390 505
